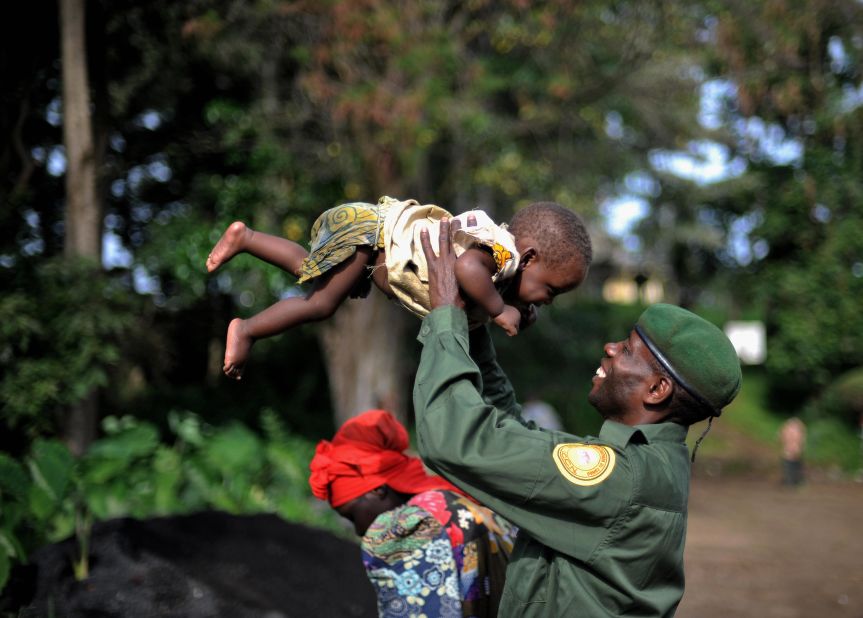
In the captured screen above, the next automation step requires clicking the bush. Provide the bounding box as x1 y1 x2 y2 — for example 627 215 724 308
801 367 863 473
805 416 862 473
0 410 341 595
0 439 76 591
0 258 137 443
814 368 863 426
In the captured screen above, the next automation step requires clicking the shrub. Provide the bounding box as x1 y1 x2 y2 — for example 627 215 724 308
0 410 341 595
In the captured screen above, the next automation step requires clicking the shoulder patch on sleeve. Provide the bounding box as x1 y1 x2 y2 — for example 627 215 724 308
552 443 616 486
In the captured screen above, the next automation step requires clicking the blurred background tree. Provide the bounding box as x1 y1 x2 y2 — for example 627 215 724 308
699 0 863 406
1 0 862 587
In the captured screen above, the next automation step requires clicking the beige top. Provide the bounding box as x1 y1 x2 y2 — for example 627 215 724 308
780 417 806 460
381 197 520 319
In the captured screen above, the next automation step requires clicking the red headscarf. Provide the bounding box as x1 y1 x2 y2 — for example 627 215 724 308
309 409 462 507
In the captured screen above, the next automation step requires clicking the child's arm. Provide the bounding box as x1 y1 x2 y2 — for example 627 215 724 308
454 247 521 336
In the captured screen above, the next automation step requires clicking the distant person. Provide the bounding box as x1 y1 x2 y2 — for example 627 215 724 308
779 417 807 486
206 198 591 378
412 217 743 616
521 396 563 431
309 409 517 617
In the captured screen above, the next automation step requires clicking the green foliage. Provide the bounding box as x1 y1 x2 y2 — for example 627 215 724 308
831 369 863 416
799 367 863 472
0 439 76 593
702 1 863 409
28 440 74 520
0 411 341 595
805 417 861 473
0 453 30 566
715 369 781 446
77 411 330 522
0 259 137 438
750 162 863 398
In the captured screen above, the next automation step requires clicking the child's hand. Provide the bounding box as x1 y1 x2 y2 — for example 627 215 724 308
494 305 522 337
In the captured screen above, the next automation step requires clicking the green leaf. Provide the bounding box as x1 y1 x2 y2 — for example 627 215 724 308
201 424 263 474
27 483 56 521
81 456 131 485
0 550 9 592
152 447 182 513
0 529 26 561
0 454 30 503
86 423 159 461
28 440 73 501
168 410 206 446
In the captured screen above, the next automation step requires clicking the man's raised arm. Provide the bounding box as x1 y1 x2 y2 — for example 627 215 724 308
413 218 551 530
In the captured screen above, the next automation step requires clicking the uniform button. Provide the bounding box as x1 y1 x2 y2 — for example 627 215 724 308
421 326 430 336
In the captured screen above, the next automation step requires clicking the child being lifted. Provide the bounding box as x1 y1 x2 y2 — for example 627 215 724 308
206 196 592 379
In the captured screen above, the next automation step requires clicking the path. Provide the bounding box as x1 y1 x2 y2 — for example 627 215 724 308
678 477 863 618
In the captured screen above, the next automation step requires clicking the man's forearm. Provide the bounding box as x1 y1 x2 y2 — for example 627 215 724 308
413 306 550 531
468 325 522 416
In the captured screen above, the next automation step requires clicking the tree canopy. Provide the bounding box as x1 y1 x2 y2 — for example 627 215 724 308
1 0 862 450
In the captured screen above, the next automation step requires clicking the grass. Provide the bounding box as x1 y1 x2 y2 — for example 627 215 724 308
721 369 783 444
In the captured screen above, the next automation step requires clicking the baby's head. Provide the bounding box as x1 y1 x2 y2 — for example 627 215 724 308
506 202 592 307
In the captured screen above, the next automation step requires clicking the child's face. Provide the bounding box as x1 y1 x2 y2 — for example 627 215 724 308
511 255 587 308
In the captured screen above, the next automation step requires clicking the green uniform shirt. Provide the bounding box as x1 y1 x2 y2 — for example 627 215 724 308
413 306 691 617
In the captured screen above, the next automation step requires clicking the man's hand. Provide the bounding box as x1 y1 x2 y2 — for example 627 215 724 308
420 217 466 310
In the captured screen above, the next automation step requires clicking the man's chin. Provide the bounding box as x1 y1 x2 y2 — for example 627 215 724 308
587 393 611 419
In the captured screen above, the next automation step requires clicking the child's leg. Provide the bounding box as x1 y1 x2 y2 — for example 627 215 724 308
206 221 309 275
223 247 374 379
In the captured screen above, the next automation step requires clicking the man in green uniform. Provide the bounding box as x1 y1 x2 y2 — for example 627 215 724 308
412 219 742 617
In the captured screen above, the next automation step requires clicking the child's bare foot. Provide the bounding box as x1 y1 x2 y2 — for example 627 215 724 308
223 318 254 380
206 221 252 273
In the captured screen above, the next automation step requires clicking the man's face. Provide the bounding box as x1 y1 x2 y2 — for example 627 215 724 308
588 329 658 418
512 256 587 308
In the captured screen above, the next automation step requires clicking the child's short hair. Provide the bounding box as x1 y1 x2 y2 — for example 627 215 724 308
508 202 593 269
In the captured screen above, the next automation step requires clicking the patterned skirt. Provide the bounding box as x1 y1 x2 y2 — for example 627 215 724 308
296 198 393 295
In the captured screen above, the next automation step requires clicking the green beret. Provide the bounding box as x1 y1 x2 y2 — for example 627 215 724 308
635 304 742 415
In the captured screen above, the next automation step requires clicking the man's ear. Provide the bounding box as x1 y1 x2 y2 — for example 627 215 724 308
518 247 538 271
644 374 674 406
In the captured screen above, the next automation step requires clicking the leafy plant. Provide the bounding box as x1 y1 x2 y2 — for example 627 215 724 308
0 439 77 592
0 259 137 439
0 411 342 595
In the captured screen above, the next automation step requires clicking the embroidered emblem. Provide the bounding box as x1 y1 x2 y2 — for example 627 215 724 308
552 443 616 486
491 242 513 272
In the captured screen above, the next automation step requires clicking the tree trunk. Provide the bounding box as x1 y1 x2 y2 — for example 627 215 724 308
316 135 418 428
61 0 100 259
319 292 409 429
60 0 101 455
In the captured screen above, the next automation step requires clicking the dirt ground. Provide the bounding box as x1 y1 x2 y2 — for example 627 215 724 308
678 476 863 618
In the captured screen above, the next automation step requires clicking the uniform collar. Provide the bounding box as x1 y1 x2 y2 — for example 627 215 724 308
599 420 688 448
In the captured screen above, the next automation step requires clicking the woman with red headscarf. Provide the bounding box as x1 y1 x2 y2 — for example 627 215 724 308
309 409 516 618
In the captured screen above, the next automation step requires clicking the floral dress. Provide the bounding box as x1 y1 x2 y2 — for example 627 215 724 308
361 489 517 618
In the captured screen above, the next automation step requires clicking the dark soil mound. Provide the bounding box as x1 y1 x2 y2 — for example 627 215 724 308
3 511 376 618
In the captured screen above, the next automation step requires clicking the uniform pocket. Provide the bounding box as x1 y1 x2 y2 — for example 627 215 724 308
505 536 550 605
